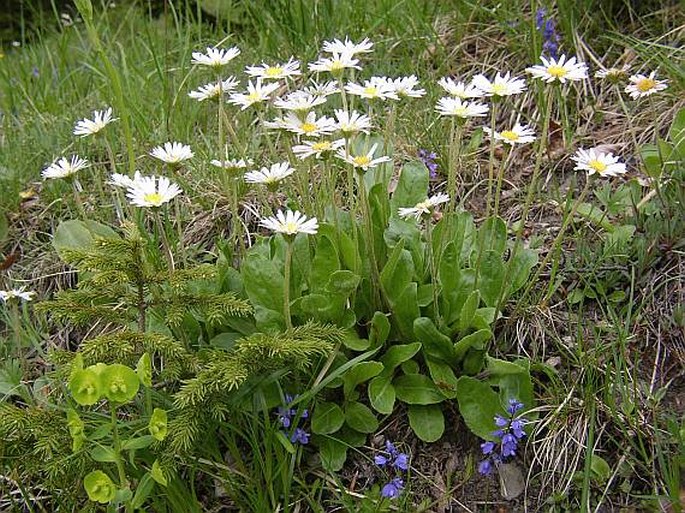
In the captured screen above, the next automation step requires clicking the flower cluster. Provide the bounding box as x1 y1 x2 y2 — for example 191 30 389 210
535 8 560 59
478 399 527 476
418 149 438 179
277 394 309 445
374 441 409 499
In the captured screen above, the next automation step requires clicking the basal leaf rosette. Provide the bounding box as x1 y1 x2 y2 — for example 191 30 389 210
84 470 116 504
101 364 140 403
69 367 102 406
148 408 168 441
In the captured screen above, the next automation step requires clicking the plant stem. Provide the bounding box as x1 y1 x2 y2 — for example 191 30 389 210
358 172 384 312
153 208 175 271
110 405 132 512
424 220 441 327
493 145 514 219
71 178 87 219
283 238 294 331
447 119 464 212
485 99 499 218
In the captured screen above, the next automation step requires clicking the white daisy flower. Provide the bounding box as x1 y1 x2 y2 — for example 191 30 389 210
280 112 336 137
108 171 143 189
525 55 588 83
438 77 484 99
345 77 398 101
571 148 627 177
292 139 345 160
42 155 89 179
126 175 183 208
595 65 630 81
624 71 668 99
210 158 253 171
0 287 35 303
244 162 295 186
471 72 527 97
73 107 117 137
245 57 301 80
149 142 194 165
322 37 373 55
336 143 391 171
398 192 450 220
188 78 239 101
308 52 361 74
274 91 327 113
260 209 319 236
303 80 340 98
191 46 241 68
229 79 281 110
483 123 536 145
389 75 426 98
334 109 372 136
435 97 489 118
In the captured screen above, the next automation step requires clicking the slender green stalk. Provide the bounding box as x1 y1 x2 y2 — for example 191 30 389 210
110 405 133 512
283 238 294 331
71 178 87 219
358 173 383 312
230 176 245 260
447 119 464 212
485 99 499 217
424 220 441 327
648 95 672 239
153 208 175 271
10 301 22 365
493 145 514 218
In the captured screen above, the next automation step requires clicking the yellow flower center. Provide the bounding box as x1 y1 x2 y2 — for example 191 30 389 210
363 86 378 97
143 192 164 206
414 200 431 212
547 65 568 79
247 91 261 101
636 78 657 92
588 159 607 173
312 141 331 151
330 60 344 71
265 66 283 77
301 122 317 133
491 83 507 95
353 155 371 167
453 106 468 117
283 221 299 233
500 130 520 142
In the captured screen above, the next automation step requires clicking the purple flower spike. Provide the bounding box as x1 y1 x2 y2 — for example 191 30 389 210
481 441 496 455
290 427 309 445
394 453 409 471
511 418 526 439
478 459 494 475
507 399 524 415
374 454 388 467
495 415 509 427
381 477 404 499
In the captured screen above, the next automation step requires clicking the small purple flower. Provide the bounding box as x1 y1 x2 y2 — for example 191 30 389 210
290 427 309 445
501 433 518 457
481 441 496 455
507 399 524 415
495 415 508 427
535 8 560 59
511 419 526 439
478 459 494 475
418 148 439 179
381 477 404 499
374 454 388 467
394 453 409 471
535 8 547 29
385 440 397 455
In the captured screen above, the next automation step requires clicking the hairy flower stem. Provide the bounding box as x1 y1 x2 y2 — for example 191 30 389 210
493 145 514 219
230 176 245 260
556 84 570 149
358 173 384 312
10 302 23 370
153 209 175 271
71 179 87 219
217 72 225 157
110 406 133 512
103 137 126 222
485 100 499 218
283 238 294 331
424 221 441 327
447 119 464 212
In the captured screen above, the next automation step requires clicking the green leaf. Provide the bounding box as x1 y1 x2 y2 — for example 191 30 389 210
478 216 507 255
575 203 614 231
345 401 379 433
507 246 538 296
456 376 502 440
136 353 152 388
131 472 155 509
394 374 445 404
148 408 168 441
640 144 663 178
487 357 534 412
425 358 458 399
318 436 348 472
380 240 410 301
112 488 133 505
84 470 115 504
343 331 370 351
380 342 422 376
368 375 396 414
326 270 360 296
151 459 167 487
242 249 284 328
90 445 118 463
390 161 429 216
310 233 340 292
369 312 390 348
393 283 421 340
413 317 453 363
68 367 102 406
101 364 140 403
457 290 480 334
122 435 155 450
590 455 611 483
454 329 492 361
343 361 384 397
408 404 444 442
479 250 505 307
311 402 345 435
275 431 296 454
670 107 685 157
52 220 118 258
